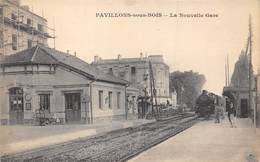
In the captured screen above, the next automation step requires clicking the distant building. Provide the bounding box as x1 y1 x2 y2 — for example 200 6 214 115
92 53 172 105
0 0 51 56
223 50 255 118
0 45 130 125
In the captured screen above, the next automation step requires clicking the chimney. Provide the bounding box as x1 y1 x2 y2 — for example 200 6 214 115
74 51 77 57
94 55 99 63
67 50 70 54
21 5 30 11
140 52 143 60
118 54 122 60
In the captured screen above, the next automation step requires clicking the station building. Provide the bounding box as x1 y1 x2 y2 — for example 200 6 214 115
92 54 173 108
0 45 129 125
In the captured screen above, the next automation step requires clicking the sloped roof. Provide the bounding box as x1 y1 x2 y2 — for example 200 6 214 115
0 46 58 65
0 45 128 85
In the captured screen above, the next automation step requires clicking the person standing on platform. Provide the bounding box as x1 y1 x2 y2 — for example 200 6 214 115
228 102 237 127
215 106 221 123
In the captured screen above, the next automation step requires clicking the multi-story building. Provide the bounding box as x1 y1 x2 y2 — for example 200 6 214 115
0 0 51 56
92 53 172 105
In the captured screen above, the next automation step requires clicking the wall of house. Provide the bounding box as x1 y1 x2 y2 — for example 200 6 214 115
91 81 126 122
0 65 91 125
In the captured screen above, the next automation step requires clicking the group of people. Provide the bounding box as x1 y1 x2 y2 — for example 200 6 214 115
214 100 237 128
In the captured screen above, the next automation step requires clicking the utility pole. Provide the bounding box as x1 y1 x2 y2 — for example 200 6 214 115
149 60 158 120
0 4 7 56
248 16 253 120
225 63 227 87
248 16 256 130
227 54 230 86
245 15 255 129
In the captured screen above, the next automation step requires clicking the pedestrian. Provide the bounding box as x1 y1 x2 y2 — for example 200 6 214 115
214 106 221 123
228 102 236 127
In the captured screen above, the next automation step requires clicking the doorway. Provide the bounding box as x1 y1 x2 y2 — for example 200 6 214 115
65 93 81 123
9 87 24 124
240 99 248 118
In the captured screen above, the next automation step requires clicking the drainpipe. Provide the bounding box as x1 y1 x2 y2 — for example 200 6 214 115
89 79 95 124
125 83 129 120
254 76 258 130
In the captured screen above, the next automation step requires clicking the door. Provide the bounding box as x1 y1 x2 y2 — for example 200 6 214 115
240 99 248 118
65 93 81 123
9 87 24 124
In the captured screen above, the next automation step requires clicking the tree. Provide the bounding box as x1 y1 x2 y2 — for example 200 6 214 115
169 70 206 109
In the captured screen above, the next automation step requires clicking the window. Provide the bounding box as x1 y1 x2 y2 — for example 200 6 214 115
0 31 3 48
108 91 112 109
39 94 50 112
109 68 113 75
11 13 17 20
98 91 103 109
27 39 32 48
0 7 3 17
12 34 17 50
131 67 136 74
27 18 32 25
37 24 43 32
131 67 136 83
117 92 120 109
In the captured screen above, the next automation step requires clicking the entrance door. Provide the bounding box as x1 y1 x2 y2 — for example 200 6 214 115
240 99 248 118
9 87 24 124
65 93 81 123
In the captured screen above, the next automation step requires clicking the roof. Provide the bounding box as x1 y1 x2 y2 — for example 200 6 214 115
92 55 169 68
0 45 128 85
0 46 58 65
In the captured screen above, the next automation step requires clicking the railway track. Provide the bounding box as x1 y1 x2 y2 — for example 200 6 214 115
1 113 198 162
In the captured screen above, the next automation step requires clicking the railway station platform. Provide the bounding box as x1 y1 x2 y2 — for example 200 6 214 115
129 117 260 162
0 118 155 155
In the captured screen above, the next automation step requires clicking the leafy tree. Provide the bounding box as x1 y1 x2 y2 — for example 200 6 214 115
169 70 206 109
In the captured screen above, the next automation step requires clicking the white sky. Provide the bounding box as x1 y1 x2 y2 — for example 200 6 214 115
21 0 260 95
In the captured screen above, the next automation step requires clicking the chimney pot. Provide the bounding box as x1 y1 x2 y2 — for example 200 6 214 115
94 55 99 63
140 52 143 60
118 54 122 60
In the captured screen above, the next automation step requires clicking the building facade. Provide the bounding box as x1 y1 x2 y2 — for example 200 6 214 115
92 54 171 105
0 0 50 56
0 46 129 125
223 51 256 118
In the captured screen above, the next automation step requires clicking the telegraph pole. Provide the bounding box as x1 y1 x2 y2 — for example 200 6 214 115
149 60 158 120
247 16 256 130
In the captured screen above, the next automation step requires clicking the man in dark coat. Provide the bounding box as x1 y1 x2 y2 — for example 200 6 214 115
227 102 236 127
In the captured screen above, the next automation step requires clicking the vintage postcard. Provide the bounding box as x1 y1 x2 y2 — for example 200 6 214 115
0 0 259 161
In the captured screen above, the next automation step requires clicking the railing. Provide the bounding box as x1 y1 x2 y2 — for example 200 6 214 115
3 16 53 38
